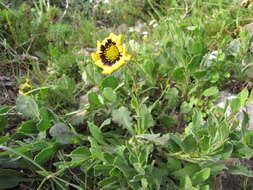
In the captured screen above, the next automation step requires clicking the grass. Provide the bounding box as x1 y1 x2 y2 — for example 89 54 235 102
1 0 253 189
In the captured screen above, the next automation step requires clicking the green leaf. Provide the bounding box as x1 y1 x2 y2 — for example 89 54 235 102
68 146 91 162
183 134 197 153
16 95 40 120
172 67 186 82
238 88 249 108
0 169 29 189
34 145 57 165
227 166 253 177
202 86 219 97
88 122 105 144
136 134 169 145
167 157 182 172
101 76 119 89
172 164 200 177
140 104 154 131
165 87 179 108
192 168 211 185
112 107 134 135
37 107 51 132
49 123 72 144
103 87 117 102
88 92 104 110
98 176 118 188
230 98 241 114
180 101 192 114
57 74 76 92
160 115 176 128
88 137 105 162
18 120 38 134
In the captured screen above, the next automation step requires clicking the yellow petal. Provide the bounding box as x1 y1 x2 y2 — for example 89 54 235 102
109 33 118 42
118 45 123 53
116 34 123 46
96 41 102 53
94 60 104 68
102 66 114 74
91 53 100 62
124 53 132 61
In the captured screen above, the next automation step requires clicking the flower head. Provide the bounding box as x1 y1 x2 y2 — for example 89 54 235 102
91 33 131 74
19 78 33 96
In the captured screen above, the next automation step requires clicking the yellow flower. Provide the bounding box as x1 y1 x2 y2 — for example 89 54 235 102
91 33 131 74
19 78 33 96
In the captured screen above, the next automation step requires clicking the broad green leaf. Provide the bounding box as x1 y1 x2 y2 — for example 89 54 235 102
112 106 134 135
230 98 240 114
88 122 105 144
16 95 40 120
167 157 182 172
34 145 57 165
202 86 219 97
101 76 119 89
18 120 38 134
0 169 29 189
238 88 249 108
172 164 200 177
88 92 104 110
183 134 197 153
172 67 186 82
49 123 72 144
192 168 211 185
103 87 117 102
180 101 192 114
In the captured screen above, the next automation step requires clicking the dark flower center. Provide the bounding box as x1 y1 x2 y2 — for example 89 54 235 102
100 39 121 66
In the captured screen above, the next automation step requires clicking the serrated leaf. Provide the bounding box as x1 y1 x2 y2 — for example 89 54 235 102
112 107 134 135
16 95 40 120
